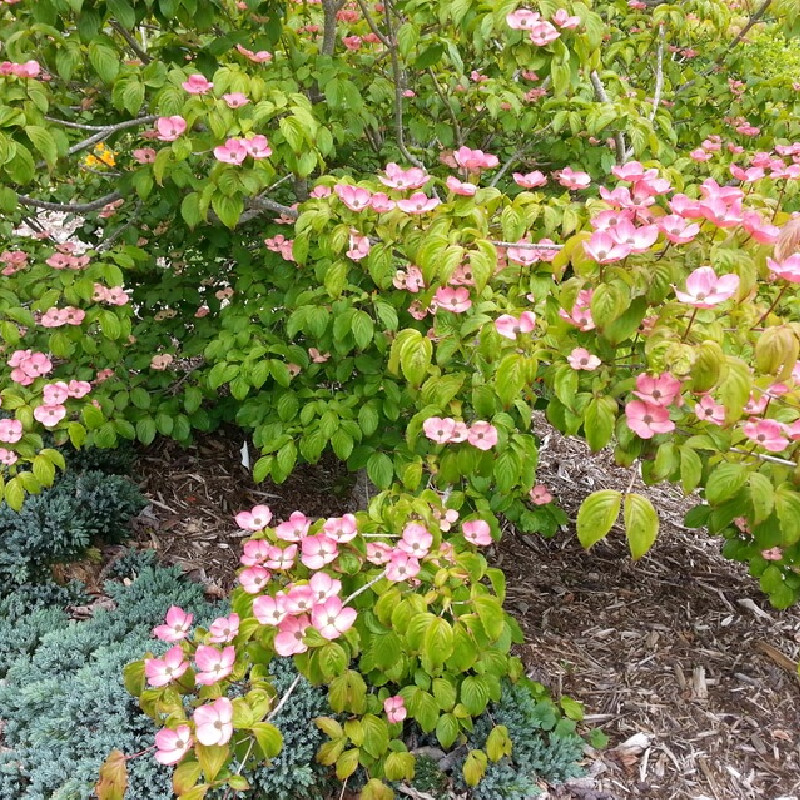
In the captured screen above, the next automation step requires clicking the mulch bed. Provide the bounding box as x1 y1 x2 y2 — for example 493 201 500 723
109 421 799 799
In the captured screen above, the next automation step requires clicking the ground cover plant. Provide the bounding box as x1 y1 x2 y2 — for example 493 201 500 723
1 0 800 797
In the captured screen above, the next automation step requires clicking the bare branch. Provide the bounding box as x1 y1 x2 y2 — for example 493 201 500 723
110 20 152 64
384 0 425 169
490 148 522 187
44 117 113 131
727 0 771 52
427 67 463 147
354 0 392 46
65 115 158 158
649 23 665 123
99 200 142 251
590 70 627 164
17 191 124 213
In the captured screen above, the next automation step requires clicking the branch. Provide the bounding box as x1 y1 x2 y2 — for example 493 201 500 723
384 0 425 169
44 117 113 131
266 674 302 721
354 0 392 46
98 200 142 251
490 148 522 187
65 115 158 158
589 71 627 165
649 23 665 123
427 67 463 147
110 20 152 64
727 0 771 52
17 190 124 213
490 239 562 250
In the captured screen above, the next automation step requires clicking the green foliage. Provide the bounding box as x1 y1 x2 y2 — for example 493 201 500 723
0 470 146 595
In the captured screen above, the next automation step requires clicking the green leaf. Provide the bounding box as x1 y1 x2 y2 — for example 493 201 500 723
486 725 512 761
384 751 415 782
495 353 528 406
423 617 454 666
367 452 393 489
775 487 800 546
360 714 389 758
252 722 283 758
460 676 490 716
399 331 432 388
194 744 228 783
584 397 615 452
435 713 459 749
679 446 702 494
705 462 747 505
462 749 488 787
351 310 374 349
576 489 621 548
335 748 359 780
107 0 136 29
25 126 58 167
88 42 120 82
749 473 774 525
624 493 658 559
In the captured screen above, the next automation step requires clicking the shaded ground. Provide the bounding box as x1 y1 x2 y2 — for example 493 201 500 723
119 423 799 800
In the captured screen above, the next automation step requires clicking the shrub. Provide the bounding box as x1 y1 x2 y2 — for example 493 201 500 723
0 566 212 800
0 470 146 595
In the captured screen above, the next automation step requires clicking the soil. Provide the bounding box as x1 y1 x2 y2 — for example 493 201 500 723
91 420 799 800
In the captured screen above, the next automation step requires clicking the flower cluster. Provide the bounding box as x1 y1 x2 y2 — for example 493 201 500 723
213 135 272 164
423 417 498 450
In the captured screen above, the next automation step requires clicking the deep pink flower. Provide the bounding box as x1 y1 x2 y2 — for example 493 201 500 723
153 606 193 642
264 544 297 570
193 698 233 746
346 233 371 261
423 417 456 444
384 695 407 723
309 572 342 603
370 192 396 212
311 596 357 640
657 214 700 244
214 137 249 165
742 419 789 452
236 45 272 62
133 148 157 164
194 645 235 685
625 400 675 439
154 725 192 765
453 147 499 172
244 134 272 159
145 645 188 687
366 542 393 565
334 184 372 211
462 519 492 546
632 373 681 406
468 421 498 450
584 230 629 263
567 348 601 371
552 8 581 27
675 267 739 308
446 176 478 196
767 254 800 283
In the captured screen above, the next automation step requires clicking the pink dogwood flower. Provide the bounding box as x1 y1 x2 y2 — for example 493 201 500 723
386 552 421 582
657 214 700 244
379 163 429 190
0 449 18 466
182 74 213 94
453 147 499 172
468 421 498 450
133 147 157 164
265 544 297 570
346 233 371 261
156 116 186 141
506 9 540 29
398 522 433 557
742 419 789 452
446 175 478 196
309 572 342 603
193 698 233 746
334 184 372 211
767 254 800 283
153 606 193 642
33 404 66 427
223 92 249 108
397 192 440 213
552 9 581 27
529 20 560 45
434 286 472 313
214 137 249 164
495 311 536 339
253 593 288 626
675 267 739 308
567 348 601 370
530 485 552 505
557 167 591 190
423 417 456 444
276 511 311 541
194 645 235 685
239 565 270 593
311 597 357 640
694 395 726 425
633 373 681 406
300 534 339 569
462 519 492 546
322 514 358 542
154 726 192 765
240 539 272 568
384 696 407 723
235 504 272 530
584 230 629 263
625 400 675 439
513 170 547 188
274 614 311 656
145 645 189 687
208 613 240 643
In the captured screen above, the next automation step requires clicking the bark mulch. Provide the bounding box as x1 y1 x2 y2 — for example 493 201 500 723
119 421 799 800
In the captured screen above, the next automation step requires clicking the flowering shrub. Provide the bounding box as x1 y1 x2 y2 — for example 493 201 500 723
3 0 800 795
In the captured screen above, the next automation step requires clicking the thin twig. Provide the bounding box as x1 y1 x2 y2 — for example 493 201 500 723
266 673 302 721
490 239 563 250
729 447 797 467
44 117 114 131
65 115 158 158
354 0 391 46
384 0 424 169
344 569 388 604
427 67 463 147
590 71 627 165
490 148 522 187
98 200 142 251
649 24 665 124
110 20 152 64
17 190 124 213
